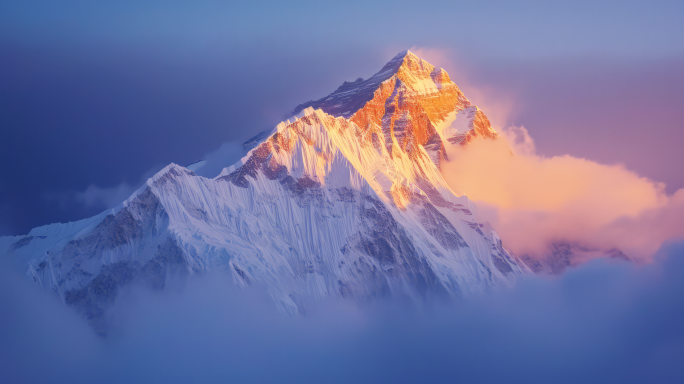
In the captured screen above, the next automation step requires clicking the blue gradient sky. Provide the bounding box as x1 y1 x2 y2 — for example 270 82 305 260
1 0 683 236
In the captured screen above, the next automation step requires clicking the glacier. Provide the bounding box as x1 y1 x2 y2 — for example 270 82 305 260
0 50 531 331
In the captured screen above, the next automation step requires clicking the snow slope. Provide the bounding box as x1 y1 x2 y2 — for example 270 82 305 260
1 50 528 330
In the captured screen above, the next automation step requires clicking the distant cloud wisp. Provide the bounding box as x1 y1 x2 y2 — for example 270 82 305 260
74 183 137 210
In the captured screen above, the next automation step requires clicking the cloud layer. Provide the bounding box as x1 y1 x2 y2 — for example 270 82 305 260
442 127 684 261
1 242 684 383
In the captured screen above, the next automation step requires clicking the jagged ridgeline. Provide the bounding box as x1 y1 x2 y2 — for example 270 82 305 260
0 50 527 332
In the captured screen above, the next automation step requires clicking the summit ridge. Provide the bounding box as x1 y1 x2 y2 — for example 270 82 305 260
293 50 444 118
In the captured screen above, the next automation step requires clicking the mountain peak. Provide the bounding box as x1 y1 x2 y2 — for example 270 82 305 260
390 49 417 61
380 49 436 82
292 50 450 118
386 49 417 64
396 49 413 57
289 49 497 159
4 50 520 331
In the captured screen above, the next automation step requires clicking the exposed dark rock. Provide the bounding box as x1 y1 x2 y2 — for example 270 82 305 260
357 237 395 264
491 253 513 275
414 177 471 215
291 52 407 118
520 254 545 274
129 188 164 235
218 142 273 188
335 187 356 203
262 160 288 180
139 238 188 290
280 175 321 196
9 236 34 252
152 166 194 190
490 239 517 275
64 261 141 334
463 221 485 236
60 189 166 264
478 260 492 280
232 265 251 285
63 267 93 285
62 209 141 261
520 242 630 275
242 130 270 152
607 248 630 261
419 203 468 250
64 237 188 335
342 195 449 300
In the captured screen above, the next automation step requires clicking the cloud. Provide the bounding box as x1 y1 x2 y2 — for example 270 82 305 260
68 140 244 214
74 182 137 209
70 165 164 211
189 140 244 178
1 242 684 383
441 126 684 261
69 139 243 213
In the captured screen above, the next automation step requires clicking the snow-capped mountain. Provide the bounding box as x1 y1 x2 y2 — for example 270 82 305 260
1 50 529 331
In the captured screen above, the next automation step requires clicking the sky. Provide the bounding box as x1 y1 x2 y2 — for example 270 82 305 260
1 0 683 236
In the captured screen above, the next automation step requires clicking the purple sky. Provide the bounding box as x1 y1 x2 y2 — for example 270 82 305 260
1 0 682 235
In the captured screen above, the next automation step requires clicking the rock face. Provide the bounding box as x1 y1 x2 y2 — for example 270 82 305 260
519 243 630 275
293 51 499 166
1 50 527 330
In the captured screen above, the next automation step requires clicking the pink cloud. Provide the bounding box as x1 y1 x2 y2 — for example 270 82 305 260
441 126 684 262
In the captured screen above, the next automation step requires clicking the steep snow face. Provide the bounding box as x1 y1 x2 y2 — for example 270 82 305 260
1 51 528 329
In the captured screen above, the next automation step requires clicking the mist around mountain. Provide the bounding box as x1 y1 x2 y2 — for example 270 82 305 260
1 241 683 384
